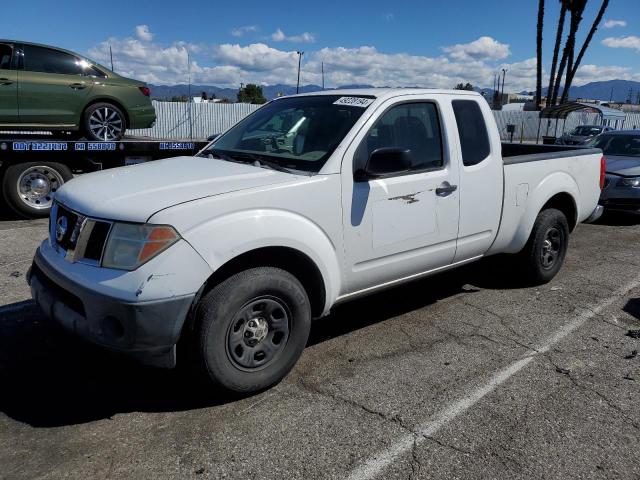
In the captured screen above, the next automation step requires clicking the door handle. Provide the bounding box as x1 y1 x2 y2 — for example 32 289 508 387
435 182 458 197
69 83 86 90
0 78 13 86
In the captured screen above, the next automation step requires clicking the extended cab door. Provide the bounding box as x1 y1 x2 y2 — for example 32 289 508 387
340 98 461 294
0 42 18 123
17 44 93 126
450 98 503 262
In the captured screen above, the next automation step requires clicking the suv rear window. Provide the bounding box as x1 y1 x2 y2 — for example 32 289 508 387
22 45 83 75
452 99 491 166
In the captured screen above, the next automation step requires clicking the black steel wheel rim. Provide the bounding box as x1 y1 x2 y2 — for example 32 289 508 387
540 226 563 269
226 296 291 371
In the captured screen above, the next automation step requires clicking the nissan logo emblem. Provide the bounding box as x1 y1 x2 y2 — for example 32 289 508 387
55 216 68 242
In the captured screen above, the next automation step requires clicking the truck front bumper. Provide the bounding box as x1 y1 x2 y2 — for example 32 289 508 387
28 247 195 368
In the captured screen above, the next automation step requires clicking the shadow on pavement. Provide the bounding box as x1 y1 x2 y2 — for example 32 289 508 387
0 257 530 428
623 298 640 321
596 210 640 227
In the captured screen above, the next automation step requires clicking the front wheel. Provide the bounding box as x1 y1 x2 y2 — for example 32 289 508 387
2 162 73 218
518 208 569 285
194 267 311 394
83 102 126 141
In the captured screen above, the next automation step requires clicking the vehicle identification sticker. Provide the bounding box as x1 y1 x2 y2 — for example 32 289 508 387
333 97 374 108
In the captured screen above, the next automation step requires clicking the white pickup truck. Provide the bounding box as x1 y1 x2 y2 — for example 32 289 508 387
28 89 605 394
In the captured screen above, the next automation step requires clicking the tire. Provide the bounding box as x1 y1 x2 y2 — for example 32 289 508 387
194 267 311 394
2 162 73 218
83 102 126 141
518 208 569 285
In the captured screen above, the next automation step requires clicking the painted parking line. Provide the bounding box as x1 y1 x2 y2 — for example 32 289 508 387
346 274 640 480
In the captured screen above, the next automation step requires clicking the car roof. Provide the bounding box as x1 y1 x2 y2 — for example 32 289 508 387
599 130 640 135
288 87 483 99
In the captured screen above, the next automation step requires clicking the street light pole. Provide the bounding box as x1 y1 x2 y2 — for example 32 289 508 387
296 51 304 94
500 68 507 108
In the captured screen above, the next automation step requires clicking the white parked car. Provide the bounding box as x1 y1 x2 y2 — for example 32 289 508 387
28 89 605 394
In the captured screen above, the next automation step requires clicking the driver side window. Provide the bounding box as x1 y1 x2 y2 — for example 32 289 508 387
356 102 444 173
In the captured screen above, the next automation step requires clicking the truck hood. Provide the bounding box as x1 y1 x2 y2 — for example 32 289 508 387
55 156 301 222
605 155 640 177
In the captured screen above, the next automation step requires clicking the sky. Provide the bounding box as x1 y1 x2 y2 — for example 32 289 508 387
2 0 640 92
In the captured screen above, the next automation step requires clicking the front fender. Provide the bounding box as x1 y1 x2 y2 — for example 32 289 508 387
180 209 342 314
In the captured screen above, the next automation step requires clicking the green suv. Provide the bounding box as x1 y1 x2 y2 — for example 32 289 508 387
0 40 155 141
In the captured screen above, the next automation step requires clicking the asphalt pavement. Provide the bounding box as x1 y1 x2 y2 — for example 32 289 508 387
1 212 639 480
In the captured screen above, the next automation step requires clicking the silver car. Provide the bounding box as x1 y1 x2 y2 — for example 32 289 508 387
557 125 613 145
587 131 640 212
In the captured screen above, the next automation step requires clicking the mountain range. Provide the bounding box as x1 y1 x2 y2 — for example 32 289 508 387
149 80 640 104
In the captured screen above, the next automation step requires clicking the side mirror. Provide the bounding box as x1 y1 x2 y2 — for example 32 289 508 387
355 147 412 181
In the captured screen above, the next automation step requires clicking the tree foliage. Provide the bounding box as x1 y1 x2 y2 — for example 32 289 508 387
454 82 474 91
238 84 267 104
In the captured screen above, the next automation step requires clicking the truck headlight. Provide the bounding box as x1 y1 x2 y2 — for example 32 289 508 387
619 177 640 188
102 223 180 270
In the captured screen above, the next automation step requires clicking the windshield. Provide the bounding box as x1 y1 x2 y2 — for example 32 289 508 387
586 134 640 157
570 126 602 136
203 95 373 173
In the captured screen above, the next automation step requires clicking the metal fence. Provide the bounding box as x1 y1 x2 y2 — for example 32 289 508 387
129 101 260 139
130 100 640 142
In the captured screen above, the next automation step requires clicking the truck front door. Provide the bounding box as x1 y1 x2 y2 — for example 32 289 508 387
341 98 461 294
0 43 18 124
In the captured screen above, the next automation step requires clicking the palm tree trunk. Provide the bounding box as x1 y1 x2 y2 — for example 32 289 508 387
535 0 545 110
551 1 586 105
546 3 567 107
560 0 610 103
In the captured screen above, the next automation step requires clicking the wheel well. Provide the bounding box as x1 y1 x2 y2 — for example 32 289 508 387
200 247 326 319
541 193 577 231
82 99 130 128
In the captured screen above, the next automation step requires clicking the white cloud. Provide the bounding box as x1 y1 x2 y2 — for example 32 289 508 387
443 36 511 61
603 19 627 28
602 35 640 52
84 29 639 91
231 25 258 37
271 28 315 43
384 13 395 21
135 25 154 42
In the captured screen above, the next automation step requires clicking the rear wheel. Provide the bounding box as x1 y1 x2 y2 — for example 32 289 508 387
2 162 72 218
193 267 311 394
83 102 126 141
518 208 569 285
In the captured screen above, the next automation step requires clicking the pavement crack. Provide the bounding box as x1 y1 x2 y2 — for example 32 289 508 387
297 378 415 434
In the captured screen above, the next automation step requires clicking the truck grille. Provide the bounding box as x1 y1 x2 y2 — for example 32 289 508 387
51 203 112 265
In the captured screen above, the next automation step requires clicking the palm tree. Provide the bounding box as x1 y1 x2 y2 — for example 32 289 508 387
551 0 587 105
546 1 568 107
559 0 610 103
535 0 545 110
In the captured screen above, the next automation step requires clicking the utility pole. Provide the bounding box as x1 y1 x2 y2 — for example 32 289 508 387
109 45 114 71
321 61 324 90
187 51 192 140
500 69 507 109
296 51 304 94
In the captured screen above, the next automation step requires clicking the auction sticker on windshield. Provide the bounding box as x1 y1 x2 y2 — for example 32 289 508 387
333 97 374 107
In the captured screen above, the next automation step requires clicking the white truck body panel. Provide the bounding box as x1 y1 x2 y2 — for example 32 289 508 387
31 88 604 363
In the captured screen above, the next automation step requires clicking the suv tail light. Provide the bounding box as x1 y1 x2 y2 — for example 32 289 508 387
138 86 151 97
600 155 606 189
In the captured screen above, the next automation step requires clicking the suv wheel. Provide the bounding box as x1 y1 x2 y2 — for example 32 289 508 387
83 103 126 141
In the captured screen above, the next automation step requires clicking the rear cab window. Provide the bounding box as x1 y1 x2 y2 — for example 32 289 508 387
452 99 491 166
